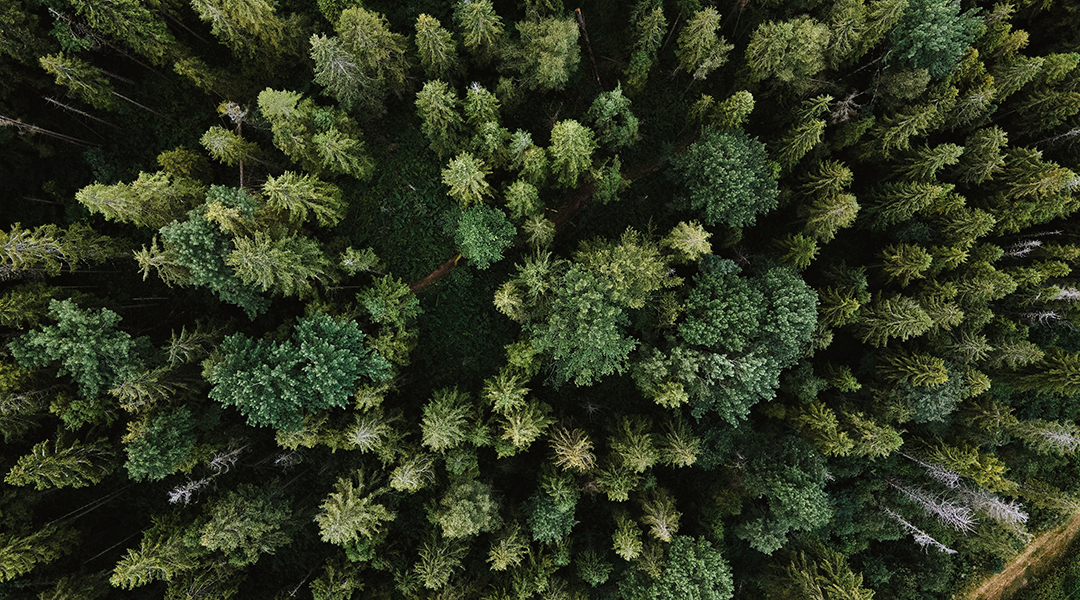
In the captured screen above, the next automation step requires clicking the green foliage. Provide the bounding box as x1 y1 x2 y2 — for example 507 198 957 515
681 263 763 352
315 471 395 546
548 120 597 189
455 205 515 270
0 526 78 582
587 85 640 150
443 152 493 208
453 0 504 67
205 313 391 430
669 127 779 228
39 53 113 110
625 2 667 92
9 299 140 399
227 232 334 299
620 536 733 600
502 17 580 92
422 387 473 452
434 479 501 538
310 6 409 116
124 407 197 481
746 17 832 86
197 484 291 567
190 0 288 60
262 172 344 227
76 172 206 229
416 80 464 159
677 8 733 80
415 14 460 80
257 88 373 179
889 0 982 79
528 266 638 387
5 437 115 490
526 491 577 544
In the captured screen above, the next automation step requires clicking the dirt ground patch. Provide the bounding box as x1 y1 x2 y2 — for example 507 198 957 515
964 512 1080 600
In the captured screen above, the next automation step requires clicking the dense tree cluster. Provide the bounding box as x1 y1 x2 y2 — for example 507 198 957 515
2 0 1080 599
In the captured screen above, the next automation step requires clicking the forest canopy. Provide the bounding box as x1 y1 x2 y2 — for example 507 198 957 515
2 0 1080 599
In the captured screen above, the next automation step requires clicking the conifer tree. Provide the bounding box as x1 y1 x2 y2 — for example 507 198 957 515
9 299 140 400
443 153 493 208
503 17 580 92
39 53 114 110
422 388 473 452
414 14 460 80
0 526 79 582
76 172 207 229
261 172 344 228
190 0 287 60
676 8 733 81
197 484 291 567
227 232 334 299
5 437 115 490
746 17 832 87
668 127 779 228
455 205 516 270
316 471 395 546
854 294 934 347
548 120 597 188
453 0 504 67
625 1 666 92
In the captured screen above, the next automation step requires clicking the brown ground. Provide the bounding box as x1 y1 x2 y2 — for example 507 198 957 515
964 512 1080 600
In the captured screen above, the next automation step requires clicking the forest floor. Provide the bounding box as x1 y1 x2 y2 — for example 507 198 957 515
963 511 1080 600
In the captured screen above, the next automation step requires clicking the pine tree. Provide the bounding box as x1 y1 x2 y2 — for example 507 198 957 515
503 17 580 92
455 205 516 270
881 243 934 286
801 189 859 243
878 351 949 387
453 0 504 67
548 427 596 472
624 2 666 92
6 437 115 490
854 294 934 347
9 299 139 400
587 85 639 150
662 221 712 263
443 153 493 208
206 313 390 431
639 489 681 542
775 96 832 170
895 143 965 181
1016 351 1080 396
200 126 258 167
746 17 832 87
0 526 79 582
422 388 473 452
262 172 344 228
311 128 374 179
777 234 820 270
888 0 981 79
76 172 206 229
39 53 114 110
316 471 395 546
464 83 501 128
414 14 460 80
612 511 643 559
609 415 658 474
483 370 530 414
548 120 597 188
669 127 779 228
676 8 733 80
197 484 291 567
227 232 334 299
864 182 953 230
189 0 287 60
